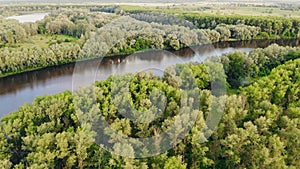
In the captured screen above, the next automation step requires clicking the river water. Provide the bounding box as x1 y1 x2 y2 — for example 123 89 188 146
0 39 299 117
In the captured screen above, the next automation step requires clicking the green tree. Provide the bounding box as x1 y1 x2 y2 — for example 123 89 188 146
221 51 254 88
164 156 187 169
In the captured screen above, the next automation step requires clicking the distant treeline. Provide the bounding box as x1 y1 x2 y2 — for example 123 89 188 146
128 11 300 40
183 14 300 39
90 6 122 14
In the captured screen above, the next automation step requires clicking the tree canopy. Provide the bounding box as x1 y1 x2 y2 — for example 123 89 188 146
1 44 300 168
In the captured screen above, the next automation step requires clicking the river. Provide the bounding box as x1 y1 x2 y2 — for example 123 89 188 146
0 39 299 117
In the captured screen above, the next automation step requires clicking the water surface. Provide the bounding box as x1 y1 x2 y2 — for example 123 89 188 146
0 39 299 117
6 13 48 23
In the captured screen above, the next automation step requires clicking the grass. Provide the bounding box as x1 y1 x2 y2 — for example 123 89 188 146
7 34 78 49
120 3 300 18
0 34 80 78
201 6 300 18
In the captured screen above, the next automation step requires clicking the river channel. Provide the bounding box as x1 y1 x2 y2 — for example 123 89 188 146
0 39 299 117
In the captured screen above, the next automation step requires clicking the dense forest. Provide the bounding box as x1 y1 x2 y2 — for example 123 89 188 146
0 10 115 76
127 11 300 39
0 44 300 168
1 4 300 169
1 6 300 77
182 14 300 39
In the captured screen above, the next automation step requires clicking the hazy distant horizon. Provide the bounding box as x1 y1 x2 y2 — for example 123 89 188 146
0 0 299 5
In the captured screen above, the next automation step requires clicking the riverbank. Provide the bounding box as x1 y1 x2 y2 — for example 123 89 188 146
2 39 300 115
0 44 255 116
1 38 299 79
2 8 300 78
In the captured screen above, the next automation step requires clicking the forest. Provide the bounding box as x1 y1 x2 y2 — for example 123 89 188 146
0 3 300 169
0 44 300 168
1 5 300 77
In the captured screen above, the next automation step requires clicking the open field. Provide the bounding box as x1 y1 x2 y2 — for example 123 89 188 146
5 34 78 49
120 2 300 18
1 2 299 18
0 0 300 17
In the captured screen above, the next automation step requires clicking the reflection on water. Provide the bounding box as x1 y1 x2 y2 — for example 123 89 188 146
0 39 300 116
214 39 300 48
